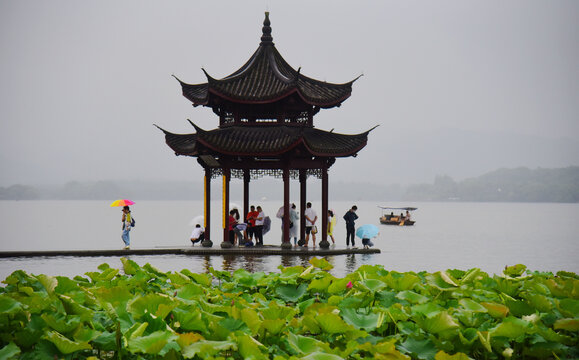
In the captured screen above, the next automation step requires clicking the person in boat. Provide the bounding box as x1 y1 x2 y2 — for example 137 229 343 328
405 210 411 221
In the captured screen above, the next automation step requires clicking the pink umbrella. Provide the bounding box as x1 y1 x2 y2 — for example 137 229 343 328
110 199 135 207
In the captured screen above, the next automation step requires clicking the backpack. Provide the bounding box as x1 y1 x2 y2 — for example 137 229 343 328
130 216 135 227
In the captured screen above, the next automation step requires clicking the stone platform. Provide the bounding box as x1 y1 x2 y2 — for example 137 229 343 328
0 246 380 259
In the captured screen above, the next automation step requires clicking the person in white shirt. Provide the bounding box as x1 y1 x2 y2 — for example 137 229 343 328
304 202 318 247
254 206 265 246
190 224 204 246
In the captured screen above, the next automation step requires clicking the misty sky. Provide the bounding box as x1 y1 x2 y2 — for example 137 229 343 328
1 1 578 187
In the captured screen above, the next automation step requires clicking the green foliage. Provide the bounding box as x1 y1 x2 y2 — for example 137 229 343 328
0 259 577 359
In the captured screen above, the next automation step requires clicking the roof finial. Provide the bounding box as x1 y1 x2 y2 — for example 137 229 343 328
260 11 274 45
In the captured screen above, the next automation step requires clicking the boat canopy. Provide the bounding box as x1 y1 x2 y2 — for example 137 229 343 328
378 206 418 211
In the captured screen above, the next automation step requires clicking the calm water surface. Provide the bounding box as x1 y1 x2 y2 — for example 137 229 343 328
0 200 577 280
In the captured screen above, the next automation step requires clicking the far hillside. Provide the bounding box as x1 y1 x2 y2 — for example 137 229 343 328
404 166 579 202
1 166 578 203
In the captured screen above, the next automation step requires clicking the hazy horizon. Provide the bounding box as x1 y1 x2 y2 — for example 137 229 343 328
1 1 578 187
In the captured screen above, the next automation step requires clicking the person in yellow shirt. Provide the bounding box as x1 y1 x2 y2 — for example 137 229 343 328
327 210 336 245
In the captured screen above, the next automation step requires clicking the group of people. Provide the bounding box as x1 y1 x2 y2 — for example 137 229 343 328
191 205 267 247
119 203 365 250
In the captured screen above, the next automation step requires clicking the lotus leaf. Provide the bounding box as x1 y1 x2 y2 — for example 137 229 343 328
0 342 20 359
128 329 178 355
167 271 191 286
180 269 212 286
396 290 430 304
301 352 344 360
558 298 579 317
434 350 471 359
412 303 444 318
0 295 22 315
501 294 534 317
43 330 91 354
278 266 304 283
358 278 387 294
384 272 420 291
308 275 333 293
357 338 411 359
275 283 308 302
172 308 207 333
181 339 237 358
503 264 527 277
286 332 330 355
417 311 460 336
481 302 509 318
120 257 140 275
235 333 267 359
327 278 351 294
176 283 205 300
490 316 532 340
316 313 352 334
36 274 58 295
310 257 334 271
553 318 579 331
426 272 458 291
340 307 382 331
127 293 176 319
522 292 553 312
398 337 438 360
458 299 488 313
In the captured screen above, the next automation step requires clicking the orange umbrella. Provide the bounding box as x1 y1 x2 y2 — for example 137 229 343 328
110 199 135 207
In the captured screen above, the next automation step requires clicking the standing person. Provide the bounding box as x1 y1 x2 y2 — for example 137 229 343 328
304 202 318 247
228 210 238 244
121 206 132 250
246 205 258 243
343 205 358 248
327 210 336 245
232 208 244 245
290 203 299 246
190 224 204 246
254 206 265 246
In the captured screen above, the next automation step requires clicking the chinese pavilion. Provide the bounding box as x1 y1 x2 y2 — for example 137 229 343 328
157 12 373 248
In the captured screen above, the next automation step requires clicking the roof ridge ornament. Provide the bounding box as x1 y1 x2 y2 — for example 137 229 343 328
260 12 274 46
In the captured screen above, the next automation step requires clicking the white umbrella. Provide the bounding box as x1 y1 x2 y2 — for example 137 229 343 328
190 215 204 227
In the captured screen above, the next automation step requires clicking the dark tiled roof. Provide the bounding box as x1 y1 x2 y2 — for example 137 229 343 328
157 123 372 158
177 13 358 108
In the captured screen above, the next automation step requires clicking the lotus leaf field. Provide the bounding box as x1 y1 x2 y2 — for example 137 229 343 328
0 258 577 359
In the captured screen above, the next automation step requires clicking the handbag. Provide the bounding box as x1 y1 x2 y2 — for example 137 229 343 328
311 225 318 234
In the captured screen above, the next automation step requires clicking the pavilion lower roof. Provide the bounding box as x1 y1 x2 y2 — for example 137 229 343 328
157 123 371 158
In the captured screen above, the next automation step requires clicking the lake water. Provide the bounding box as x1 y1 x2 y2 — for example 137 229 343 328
0 200 577 280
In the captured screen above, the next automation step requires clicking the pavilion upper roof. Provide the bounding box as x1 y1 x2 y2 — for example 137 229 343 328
175 12 359 109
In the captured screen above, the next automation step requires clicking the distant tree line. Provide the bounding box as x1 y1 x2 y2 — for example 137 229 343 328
1 167 578 202
403 166 579 202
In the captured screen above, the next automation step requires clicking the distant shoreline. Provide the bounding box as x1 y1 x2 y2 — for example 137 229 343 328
1 166 578 203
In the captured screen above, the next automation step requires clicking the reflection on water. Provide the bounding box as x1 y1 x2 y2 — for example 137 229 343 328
345 254 357 274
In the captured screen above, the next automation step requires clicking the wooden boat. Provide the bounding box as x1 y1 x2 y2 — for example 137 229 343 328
378 206 417 226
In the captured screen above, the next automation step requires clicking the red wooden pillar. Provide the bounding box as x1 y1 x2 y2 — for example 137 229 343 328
320 165 330 248
243 169 250 224
221 168 231 247
299 169 307 243
203 167 212 247
281 166 291 249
